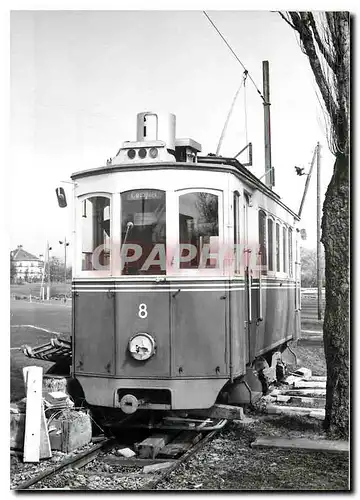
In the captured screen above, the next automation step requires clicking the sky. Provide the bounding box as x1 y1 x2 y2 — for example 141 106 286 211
6 4 351 262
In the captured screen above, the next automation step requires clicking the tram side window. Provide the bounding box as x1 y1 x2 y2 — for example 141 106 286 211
276 223 280 272
288 227 293 277
121 189 166 275
258 210 267 274
81 196 111 271
179 192 219 268
234 192 241 273
267 218 274 271
283 226 287 273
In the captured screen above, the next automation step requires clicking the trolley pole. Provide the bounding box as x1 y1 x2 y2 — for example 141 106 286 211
316 142 322 320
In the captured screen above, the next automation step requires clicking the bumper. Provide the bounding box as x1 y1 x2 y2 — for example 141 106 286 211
76 375 228 410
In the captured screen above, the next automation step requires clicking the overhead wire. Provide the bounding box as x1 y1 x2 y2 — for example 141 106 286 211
203 11 265 103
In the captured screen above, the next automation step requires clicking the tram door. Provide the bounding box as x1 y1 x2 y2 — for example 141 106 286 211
243 192 253 362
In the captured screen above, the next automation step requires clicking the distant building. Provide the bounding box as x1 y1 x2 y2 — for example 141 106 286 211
10 245 44 283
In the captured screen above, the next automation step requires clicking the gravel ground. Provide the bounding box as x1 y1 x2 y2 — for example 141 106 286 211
11 415 349 491
154 418 349 491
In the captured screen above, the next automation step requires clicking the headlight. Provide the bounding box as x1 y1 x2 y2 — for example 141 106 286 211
128 333 156 361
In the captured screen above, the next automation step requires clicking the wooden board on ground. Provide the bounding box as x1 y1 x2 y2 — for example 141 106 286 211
157 431 203 458
102 457 177 466
189 404 244 421
251 436 349 453
136 433 175 459
267 404 325 419
39 404 52 459
23 366 43 462
284 388 326 397
293 380 326 389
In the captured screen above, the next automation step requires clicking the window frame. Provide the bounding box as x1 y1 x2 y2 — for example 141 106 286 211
258 209 268 275
76 192 113 278
119 188 167 277
234 191 241 275
172 187 224 276
267 216 275 272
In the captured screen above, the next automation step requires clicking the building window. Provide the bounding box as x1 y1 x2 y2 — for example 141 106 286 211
288 227 293 277
179 191 219 269
276 223 280 272
267 218 274 271
81 196 111 271
258 210 267 274
121 189 166 275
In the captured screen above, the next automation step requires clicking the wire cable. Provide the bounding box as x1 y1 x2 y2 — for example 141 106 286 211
203 11 265 102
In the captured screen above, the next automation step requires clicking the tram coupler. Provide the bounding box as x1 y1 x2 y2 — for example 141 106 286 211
119 394 147 414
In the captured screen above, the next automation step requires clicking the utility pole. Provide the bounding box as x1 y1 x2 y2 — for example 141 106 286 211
263 60 274 189
317 142 322 320
59 238 70 302
298 145 318 218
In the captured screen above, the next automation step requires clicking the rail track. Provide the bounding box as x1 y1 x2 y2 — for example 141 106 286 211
12 419 225 490
12 365 336 491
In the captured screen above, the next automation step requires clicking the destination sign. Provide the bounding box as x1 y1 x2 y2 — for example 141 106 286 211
126 190 163 201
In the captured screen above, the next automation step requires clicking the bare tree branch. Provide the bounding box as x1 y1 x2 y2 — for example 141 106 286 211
288 12 339 127
278 11 296 30
308 12 337 72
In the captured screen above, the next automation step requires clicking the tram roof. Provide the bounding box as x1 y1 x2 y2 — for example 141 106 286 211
71 156 300 220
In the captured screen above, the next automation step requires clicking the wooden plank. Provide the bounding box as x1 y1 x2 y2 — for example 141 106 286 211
157 431 202 458
102 457 176 466
251 436 349 453
284 388 326 397
293 367 312 379
143 462 173 473
189 404 244 421
39 403 52 459
267 404 325 419
308 376 327 382
136 433 175 459
287 395 325 407
23 366 43 463
293 380 326 389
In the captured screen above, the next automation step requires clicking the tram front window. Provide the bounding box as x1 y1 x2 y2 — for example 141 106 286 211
81 196 111 271
121 189 166 275
179 192 219 268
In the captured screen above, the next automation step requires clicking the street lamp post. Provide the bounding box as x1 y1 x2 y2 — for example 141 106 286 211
59 238 70 302
46 242 52 301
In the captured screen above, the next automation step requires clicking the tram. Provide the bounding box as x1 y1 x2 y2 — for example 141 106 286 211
57 111 301 415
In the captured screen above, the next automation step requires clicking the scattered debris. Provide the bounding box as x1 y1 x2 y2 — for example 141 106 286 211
116 448 136 458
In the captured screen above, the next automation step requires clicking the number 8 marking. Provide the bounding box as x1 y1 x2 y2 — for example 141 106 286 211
138 303 148 319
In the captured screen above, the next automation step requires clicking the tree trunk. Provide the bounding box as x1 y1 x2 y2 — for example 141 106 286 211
321 152 349 439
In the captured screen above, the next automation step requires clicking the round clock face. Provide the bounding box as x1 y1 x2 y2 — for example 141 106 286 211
128 333 156 361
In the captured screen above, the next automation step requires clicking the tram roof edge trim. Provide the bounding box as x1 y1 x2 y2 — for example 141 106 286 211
70 159 300 220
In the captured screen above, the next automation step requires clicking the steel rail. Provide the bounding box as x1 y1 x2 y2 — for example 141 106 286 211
14 438 113 490
140 428 222 490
